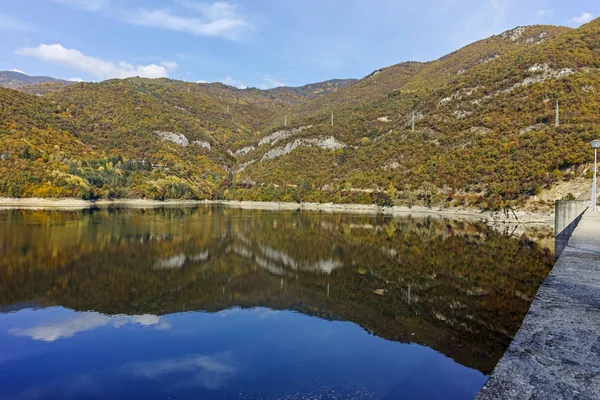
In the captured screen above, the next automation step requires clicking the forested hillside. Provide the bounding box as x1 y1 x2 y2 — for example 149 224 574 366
233 21 600 209
1 19 600 208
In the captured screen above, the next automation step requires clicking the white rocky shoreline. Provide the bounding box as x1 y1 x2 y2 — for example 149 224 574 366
0 197 554 225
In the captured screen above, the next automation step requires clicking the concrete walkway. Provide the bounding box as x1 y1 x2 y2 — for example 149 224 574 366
477 209 600 400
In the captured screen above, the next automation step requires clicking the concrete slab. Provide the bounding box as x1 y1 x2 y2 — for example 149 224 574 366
477 210 600 400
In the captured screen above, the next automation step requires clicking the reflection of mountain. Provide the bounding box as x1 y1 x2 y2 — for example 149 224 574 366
0 207 554 374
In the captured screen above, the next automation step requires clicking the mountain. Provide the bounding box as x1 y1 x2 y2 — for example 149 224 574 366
0 75 354 200
232 22 600 209
1 19 599 208
0 70 72 90
261 79 359 103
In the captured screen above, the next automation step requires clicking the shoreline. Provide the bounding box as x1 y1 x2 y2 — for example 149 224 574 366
0 197 553 224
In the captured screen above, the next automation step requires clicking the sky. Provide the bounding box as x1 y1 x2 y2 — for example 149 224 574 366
0 0 598 88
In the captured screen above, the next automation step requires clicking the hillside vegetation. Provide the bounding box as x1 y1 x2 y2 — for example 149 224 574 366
1 19 600 209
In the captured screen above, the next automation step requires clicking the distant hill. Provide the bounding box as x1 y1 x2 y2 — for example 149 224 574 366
0 70 72 90
1 19 600 208
261 79 358 103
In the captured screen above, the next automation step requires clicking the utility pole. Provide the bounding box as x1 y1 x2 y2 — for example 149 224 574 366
594 146 598 212
284 116 287 127
331 112 334 127
411 111 415 132
555 100 559 128
591 140 600 212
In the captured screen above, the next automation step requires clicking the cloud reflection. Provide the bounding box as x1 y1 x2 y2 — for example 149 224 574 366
124 352 236 390
9 312 170 342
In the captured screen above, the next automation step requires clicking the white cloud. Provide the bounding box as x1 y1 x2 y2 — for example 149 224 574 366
10 68 26 74
53 0 252 41
9 312 169 342
222 76 246 89
160 60 179 71
196 79 208 83
569 12 594 25
69 77 84 82
15 44 176 80
536 9 553 17
0 14 33 30
53 0 111 12
127 2 251 41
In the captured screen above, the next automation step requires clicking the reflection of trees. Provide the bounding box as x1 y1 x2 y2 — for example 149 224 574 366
0 207 554 374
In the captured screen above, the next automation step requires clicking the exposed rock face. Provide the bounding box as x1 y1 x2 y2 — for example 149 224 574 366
440 86 483 105
235 146 256 156
524 31 548 44
519 124 547 135
262 140 303 161
258 125 313 146
366 69 383 78
192 140 212 150
235 126 313 156
307 136 346 150
262 136 346 161
235 159 257 173
500 26 526 41
527 63 552 73
499 27 549 45
155 131 189 146
505 64 575 92
453 110 473 119
156 132 211 149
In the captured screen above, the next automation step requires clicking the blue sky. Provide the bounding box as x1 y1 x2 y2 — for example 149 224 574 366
0 0 597 88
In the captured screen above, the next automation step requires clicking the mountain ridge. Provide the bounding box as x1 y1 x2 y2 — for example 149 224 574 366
1 19 599 209
0 70 73 90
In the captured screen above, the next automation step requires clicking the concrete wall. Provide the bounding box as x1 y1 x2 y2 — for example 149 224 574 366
554 200 588 257
477 209 600 399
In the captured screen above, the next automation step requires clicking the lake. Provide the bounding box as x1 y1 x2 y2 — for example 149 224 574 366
0 206 554 400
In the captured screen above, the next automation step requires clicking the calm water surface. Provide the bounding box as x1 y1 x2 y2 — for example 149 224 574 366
0 206 554 400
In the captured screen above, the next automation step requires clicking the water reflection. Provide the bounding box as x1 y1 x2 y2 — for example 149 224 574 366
9 311 170 342
0 206 554 399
